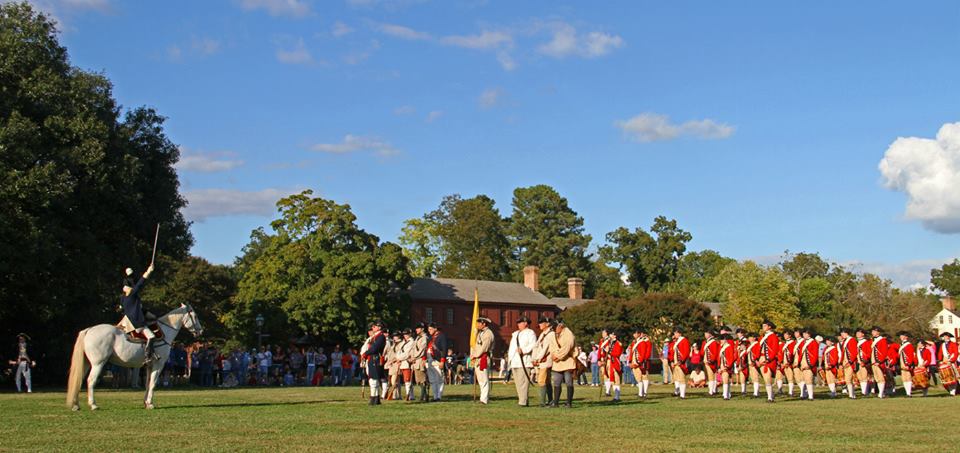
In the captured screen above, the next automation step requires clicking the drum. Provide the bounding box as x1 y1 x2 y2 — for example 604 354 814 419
850 372 860 387
938 363 957 388
913 368 929 390
817 369 826 384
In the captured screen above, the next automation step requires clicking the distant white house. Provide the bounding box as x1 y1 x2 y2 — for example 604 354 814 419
930 297 960 337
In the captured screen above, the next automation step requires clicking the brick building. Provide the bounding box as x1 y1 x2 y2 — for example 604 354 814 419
408 266 587 354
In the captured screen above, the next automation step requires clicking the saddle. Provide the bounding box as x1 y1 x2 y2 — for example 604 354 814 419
118 312 163 344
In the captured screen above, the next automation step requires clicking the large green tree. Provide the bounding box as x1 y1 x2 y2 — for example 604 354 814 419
666 249 736 300
932 259 960 297
599 216 692 292
227 191 410 346
506 185 592 297
0 3 191 377
706 261 800 331
399 194 511 281
141 256 237 341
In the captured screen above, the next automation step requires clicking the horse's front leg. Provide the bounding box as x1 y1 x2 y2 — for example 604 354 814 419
144 364 162 409
87 362 105 410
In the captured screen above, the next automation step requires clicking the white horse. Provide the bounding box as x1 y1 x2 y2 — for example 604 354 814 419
66 304 202 410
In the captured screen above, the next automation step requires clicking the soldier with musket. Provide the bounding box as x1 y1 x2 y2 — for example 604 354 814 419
362 321 387 405
409 322 429 402
532 317 556 406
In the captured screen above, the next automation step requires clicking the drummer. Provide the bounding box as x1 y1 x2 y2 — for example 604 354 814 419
916 339 935 397
937 332 958 396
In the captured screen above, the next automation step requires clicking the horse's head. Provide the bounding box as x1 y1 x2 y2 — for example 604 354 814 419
179 303 204 337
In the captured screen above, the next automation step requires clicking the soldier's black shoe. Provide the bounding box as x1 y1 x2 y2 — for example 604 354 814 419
375 396 381 405
369 397 376 406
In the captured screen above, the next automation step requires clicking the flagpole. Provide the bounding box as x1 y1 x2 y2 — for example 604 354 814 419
471 285 479 402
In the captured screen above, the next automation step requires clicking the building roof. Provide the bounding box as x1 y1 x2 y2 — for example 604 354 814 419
410 277 557 307
551 297 594 310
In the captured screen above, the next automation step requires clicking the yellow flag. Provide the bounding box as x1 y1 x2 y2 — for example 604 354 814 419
468 286 480 349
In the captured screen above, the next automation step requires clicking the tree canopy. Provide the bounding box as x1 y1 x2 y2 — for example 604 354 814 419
932 259 960 297
506 185 593 298
599 216 692 292
0 3 191 375
563 293 713 343
226 191 411 346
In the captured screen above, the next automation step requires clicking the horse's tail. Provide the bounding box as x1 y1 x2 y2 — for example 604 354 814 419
66 329 89 410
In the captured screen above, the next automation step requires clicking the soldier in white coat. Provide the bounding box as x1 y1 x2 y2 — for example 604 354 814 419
397 329 415 401
532 317 557 407
470 317 496 404
508 315 537 406
409 323 429 402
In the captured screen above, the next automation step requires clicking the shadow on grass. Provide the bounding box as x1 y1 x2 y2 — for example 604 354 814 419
157 399 336 410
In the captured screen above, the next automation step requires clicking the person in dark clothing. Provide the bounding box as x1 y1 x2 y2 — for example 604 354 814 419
362 321 387 405
120 265 157 363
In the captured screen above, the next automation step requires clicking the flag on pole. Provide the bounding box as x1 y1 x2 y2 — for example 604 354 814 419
468 286 480 367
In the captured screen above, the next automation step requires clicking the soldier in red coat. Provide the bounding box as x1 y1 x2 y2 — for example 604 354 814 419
605 331 624 401
671 327 691 400
938 332 958 395
798 329 819 401
701 330 720 396
884 336 900 397
757 320 780 402
869 327 888 398
628 327 652 398
718 333 737 400
838 328 858 399
747 332 761 398
897 331 917 397
777 332 795 396
822 337 840 398
855 328 873 397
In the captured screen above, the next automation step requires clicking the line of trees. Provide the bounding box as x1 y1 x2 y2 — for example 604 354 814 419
3 3 959 382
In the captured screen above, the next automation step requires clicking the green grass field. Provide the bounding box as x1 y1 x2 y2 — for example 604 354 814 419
2 380 959 452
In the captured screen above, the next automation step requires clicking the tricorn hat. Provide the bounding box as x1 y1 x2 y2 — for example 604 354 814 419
517 315 531 324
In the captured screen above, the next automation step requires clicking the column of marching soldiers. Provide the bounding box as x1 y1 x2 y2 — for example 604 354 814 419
356 316 960 406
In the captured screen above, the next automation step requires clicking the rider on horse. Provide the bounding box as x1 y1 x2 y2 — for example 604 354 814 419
119 264 158 363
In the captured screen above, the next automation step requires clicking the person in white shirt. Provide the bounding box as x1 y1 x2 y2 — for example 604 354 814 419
508 315 537 406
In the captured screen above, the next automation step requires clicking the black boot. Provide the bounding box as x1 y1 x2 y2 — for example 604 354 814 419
375 395 381 405
566 385 574 407
369 397 376 406
420 385 428 402
539 386 549 407
550 385 561 407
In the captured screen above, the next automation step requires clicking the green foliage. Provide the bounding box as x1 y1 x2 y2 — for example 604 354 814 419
586 260 633 299
0 2 190 379
563 293 712 343
506 185 593 298
666 249 736 300
708 261 800 331
404 194 512 281
837 274 939 337
228 191 411 346
398 217 441 277
140 256 237 341
931 259 960 297
599 216 692 292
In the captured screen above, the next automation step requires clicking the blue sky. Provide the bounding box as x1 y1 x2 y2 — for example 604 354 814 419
28 0 960 288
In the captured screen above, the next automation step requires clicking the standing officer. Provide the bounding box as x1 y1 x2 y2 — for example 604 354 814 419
508 315 536 406
470 317 495 404
362 321 387 405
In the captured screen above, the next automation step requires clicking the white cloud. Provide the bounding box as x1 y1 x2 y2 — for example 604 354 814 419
332 21 354 38
377 23 432 41
538 22 624 59
310 134 399 157
478 87 504 109
24 0 110 29
879 122 960 233
441 30 512 50
615 113 735 142
167 45 182 62
425 110 443 123
275 37 313 64
191 37 221 56
239 0 311 18
183 188 294 221
393 105 415 115
845 257 957 290
176 150 244 173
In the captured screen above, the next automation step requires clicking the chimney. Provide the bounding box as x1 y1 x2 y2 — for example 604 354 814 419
567 277 584 300
944 296 957 311
523 266 540 292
